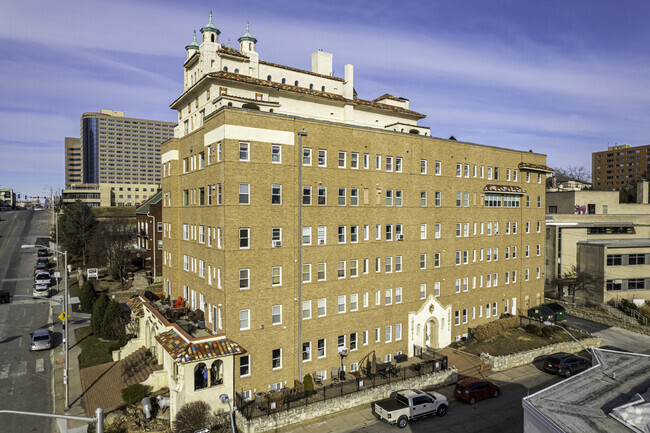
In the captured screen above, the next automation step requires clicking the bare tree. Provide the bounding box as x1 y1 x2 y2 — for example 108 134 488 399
554 165 591 183
59 200 98 265
92 217 135 283
554 265 604 303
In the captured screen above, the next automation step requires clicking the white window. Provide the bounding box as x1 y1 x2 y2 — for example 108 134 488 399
317 226 326 245
351 152 359 169
363 291 369 307
302 186 312 205
385 288 392 305
318 187 326 205
421 223 427 239
271 144 281 163
385 325 392 343
395 256 402 272
239 142 249 161
239 309 250 330
272 305 282 325
434 281 441 297
302 263 311 283
338 225 346 244
363 153 369 169
239 228 250 249
386 156 393 172
302 342 311 362
240 355 250 377
351 188 359 206
420 284 426 299
421 159 427 174
350 294 358 311
317 262 326 281
395 287 402 303
239 268 250 289
302 300 311 320
318 149 327 167
421 191 427 207
271 266 282 286
338 151 346 168
338 295 346 313
318 298 327 317
272 348 282 370
338 261 346 278
420 253 426 269
338 188 346 206
350 259 358 277
435 160 441 175
385 256 392 273
435 223 441 239
302 226 312 245
396 156 402 172
317 339 326 358
303 147 312 166
239 183 250 204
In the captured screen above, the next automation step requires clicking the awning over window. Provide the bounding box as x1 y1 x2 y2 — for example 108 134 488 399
484 184 526 194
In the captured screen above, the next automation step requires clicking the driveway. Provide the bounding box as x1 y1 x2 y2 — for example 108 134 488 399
565 314 650 354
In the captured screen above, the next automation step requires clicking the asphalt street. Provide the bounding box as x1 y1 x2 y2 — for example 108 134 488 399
565 314 650 354
0 210 55 432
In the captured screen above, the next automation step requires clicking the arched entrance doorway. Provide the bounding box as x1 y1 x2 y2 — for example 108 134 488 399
408 296 452 357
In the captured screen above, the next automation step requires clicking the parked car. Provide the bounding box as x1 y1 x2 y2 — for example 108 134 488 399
36 257 49 266
34 271 51 286
30 329 52 351
37 248 49 257
372 389 448 428
34 263 48 274
454 378 500 404
543 352 592 377
33 283 50 298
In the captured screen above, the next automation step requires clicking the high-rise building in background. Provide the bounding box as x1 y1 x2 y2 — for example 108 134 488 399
63 109 175 206
155 13 552 398
592 144 650 190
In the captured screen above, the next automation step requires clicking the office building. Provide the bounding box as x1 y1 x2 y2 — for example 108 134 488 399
592 143 650 190
156 13 550 400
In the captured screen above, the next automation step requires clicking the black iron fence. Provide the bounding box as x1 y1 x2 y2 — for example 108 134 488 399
235 355 449 420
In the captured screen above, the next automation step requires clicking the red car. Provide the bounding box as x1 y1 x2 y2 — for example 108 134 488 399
454 378 500 404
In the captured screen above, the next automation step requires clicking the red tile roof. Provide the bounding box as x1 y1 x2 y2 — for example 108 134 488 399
374 94 408 102
127 296 144 318
218 47 248 58
155 329 245 363
259 60 345 82
206 71 425 117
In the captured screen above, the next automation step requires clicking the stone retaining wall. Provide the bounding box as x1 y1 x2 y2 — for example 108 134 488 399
479 337 601 371
234 367 458 433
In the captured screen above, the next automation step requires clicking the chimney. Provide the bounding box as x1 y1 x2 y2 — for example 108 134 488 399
311 50 333 76
637 179 649 204
343 64 354 100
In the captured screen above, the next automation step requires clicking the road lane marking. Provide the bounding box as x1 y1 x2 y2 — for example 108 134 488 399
16 361 27 377
35 358 44 373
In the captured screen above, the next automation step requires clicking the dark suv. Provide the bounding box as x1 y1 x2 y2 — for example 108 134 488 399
543 352 591 377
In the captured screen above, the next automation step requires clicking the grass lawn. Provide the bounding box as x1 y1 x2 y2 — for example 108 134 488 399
68 278 80 298
75 326 125 368
461 326 593 357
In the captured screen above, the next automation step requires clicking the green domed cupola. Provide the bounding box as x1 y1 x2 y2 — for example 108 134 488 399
185 30 199 52
238 21 257 52
201 11 221 43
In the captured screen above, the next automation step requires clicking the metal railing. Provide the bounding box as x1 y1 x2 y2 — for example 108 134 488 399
613 300 648 326
235 357 449 420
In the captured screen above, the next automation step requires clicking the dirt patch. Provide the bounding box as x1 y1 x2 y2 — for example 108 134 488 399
461 327 592 356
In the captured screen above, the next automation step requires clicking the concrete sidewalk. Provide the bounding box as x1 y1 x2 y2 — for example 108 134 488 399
51 290 92 433
284 347 490 433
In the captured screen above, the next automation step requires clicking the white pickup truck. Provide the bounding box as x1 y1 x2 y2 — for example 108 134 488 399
371 388 448 428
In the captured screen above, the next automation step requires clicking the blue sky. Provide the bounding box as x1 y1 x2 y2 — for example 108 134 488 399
1 0 649 199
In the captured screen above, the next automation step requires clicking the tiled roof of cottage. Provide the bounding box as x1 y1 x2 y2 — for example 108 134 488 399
519 162 554 173
259 60 345 82
218 46 248 58
484 184 527 194
374 94 407 102
206 71 426 117
155 329 245 363
127 296 144 318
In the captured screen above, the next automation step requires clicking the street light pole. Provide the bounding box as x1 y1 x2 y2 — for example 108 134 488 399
543 321 598 364
219 394 235 433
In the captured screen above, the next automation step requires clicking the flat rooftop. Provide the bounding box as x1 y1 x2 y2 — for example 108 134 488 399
524 349 650 433
577 238 650 248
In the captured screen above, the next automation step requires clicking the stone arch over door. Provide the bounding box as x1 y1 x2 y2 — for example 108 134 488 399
408 296 452 357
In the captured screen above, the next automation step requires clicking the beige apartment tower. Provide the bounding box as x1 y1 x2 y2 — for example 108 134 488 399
64 109 175 206
161 14 551 398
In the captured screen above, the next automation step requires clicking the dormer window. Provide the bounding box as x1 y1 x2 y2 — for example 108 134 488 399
211 34 215 43
249 43 252 50
309 84 314 89
223 66 228 72
321 86 325 91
